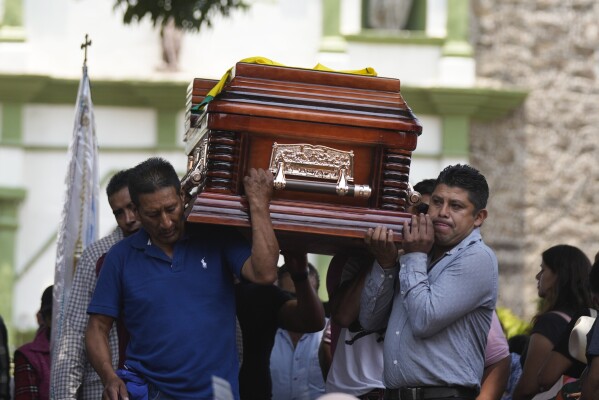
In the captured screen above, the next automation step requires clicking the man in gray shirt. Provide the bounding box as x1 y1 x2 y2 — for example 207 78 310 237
359 164 498 400
51 169 141 399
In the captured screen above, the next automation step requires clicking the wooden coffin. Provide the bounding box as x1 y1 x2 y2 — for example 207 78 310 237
182 62 422 255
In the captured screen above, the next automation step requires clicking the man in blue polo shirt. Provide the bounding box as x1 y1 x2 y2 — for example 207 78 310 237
85 157 280 400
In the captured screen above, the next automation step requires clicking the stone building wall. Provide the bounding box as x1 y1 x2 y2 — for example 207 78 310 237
471 0 599 320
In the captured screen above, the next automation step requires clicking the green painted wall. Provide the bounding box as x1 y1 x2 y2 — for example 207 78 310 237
442 115 470 157
0 187 26 345
0 74 526 123
0 0 25 42
1 0 23 26
156 109 179 148
0 76 184 150
404 0 427 31
443 0 472 57
322 0 341 37
0 75 527 163
1 103 23 144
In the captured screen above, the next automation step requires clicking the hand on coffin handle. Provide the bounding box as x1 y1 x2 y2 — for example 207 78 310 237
241 168 279 285
364 226 400 269
243 168 274 208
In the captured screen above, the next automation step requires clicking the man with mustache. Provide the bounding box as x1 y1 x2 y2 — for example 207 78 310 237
85 157 279 400
359 164 498 400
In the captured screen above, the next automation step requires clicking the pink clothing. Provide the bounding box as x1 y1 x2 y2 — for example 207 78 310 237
485 311 509 367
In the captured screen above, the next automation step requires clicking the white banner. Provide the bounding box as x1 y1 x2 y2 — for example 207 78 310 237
51 65 99 353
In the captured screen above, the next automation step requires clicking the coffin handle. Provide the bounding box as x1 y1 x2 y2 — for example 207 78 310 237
406 182 422 205
273 162 371 199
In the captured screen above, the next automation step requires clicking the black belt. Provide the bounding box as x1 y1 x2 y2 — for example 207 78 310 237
358 388 386 400
384 386 478 400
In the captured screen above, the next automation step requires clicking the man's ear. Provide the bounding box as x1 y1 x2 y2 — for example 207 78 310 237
474 208 488 228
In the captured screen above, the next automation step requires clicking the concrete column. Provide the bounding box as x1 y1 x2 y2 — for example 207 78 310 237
439 0 475 86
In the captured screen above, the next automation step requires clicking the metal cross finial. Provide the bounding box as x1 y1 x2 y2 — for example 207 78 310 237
81 34 92 67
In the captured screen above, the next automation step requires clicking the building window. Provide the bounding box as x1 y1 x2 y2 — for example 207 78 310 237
362 0 426 31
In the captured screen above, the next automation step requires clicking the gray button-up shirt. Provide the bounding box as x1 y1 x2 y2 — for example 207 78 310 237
51 227 124 400
359 228 497 390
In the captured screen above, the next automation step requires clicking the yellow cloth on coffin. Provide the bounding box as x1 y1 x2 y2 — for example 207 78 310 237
193 56 378 111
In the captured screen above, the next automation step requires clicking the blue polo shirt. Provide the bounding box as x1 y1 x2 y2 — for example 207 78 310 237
88 226 251 399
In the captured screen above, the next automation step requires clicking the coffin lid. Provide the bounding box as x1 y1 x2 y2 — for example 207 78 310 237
192 62 422 134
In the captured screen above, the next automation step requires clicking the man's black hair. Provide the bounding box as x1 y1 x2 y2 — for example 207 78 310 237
413 178 436 196
128 157 181 206
435 164 489 212
106 169 133 198
40 285 53 320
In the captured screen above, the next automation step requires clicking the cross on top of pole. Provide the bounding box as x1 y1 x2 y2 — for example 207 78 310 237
81 34 92 67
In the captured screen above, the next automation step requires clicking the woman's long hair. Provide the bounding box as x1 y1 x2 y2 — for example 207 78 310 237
534 244 592 323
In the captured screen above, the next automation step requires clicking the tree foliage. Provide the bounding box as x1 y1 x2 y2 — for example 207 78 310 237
114 0 250 32
497 306 531 338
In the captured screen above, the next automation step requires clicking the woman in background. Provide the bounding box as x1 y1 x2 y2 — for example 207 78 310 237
513 245 592 400
536 252 599 394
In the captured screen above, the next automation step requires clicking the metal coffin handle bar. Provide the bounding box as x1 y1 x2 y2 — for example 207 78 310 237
273 160 371 199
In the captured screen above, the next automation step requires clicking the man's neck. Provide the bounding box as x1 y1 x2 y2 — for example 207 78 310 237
287 330 303 348
123 229 139 238
430 229 476 262
430 245 451 265
149 237 176 259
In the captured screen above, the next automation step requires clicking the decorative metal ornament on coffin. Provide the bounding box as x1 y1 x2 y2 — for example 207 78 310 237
181 62 423 255
269 143 371 199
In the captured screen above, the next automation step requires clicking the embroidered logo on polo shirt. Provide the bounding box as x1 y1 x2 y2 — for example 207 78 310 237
201 257 207 269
